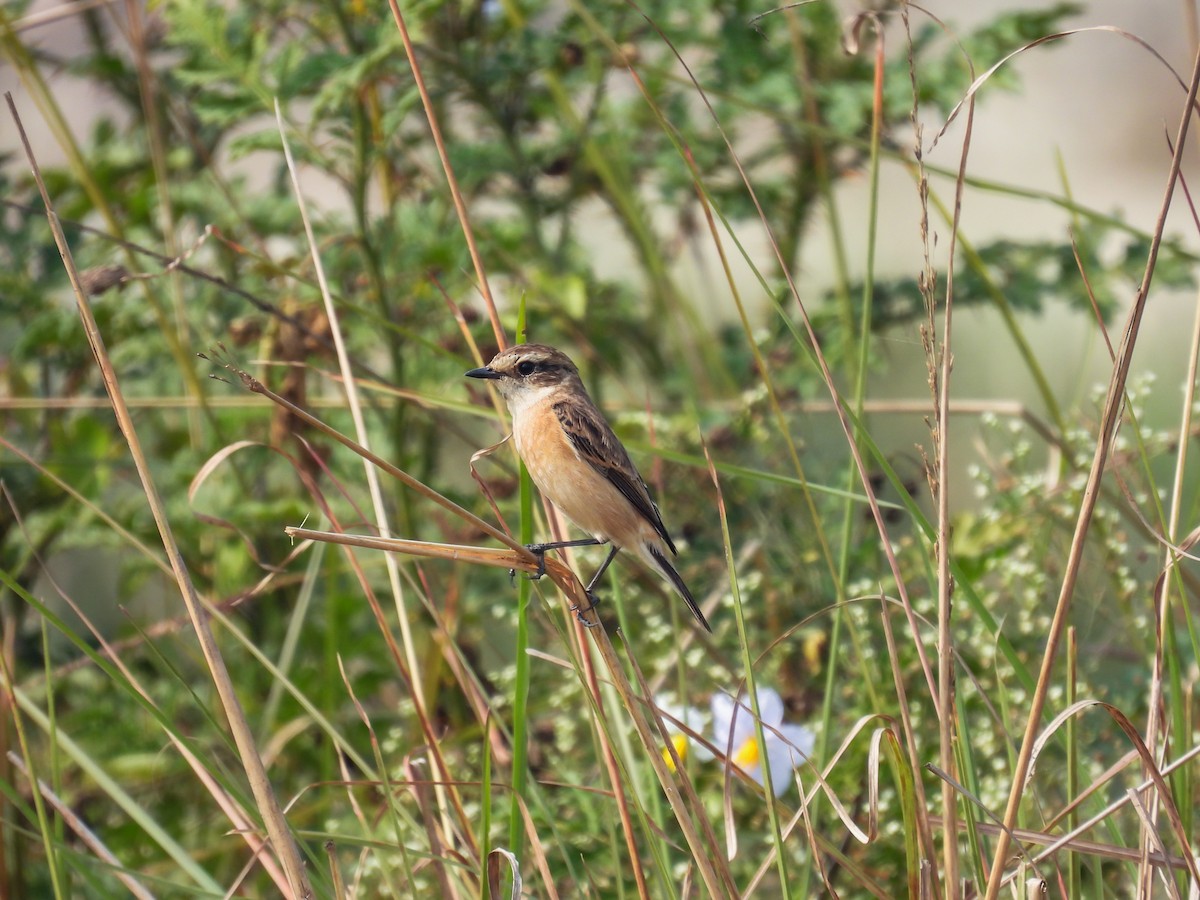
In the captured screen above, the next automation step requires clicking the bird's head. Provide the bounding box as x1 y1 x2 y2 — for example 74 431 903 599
465 343 582 409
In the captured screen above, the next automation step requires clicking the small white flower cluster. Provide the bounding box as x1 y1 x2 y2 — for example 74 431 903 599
657 687 815 798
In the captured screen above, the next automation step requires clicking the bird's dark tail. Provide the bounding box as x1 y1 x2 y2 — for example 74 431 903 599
647 545 712 633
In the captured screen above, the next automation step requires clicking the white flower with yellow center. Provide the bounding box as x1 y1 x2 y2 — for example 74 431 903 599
654 696 711 773
711 687 813 798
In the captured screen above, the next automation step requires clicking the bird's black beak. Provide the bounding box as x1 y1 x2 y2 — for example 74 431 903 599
465 365 501 380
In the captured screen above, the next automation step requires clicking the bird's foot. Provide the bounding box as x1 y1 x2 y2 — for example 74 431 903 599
571 590 602 627
520 543 550 580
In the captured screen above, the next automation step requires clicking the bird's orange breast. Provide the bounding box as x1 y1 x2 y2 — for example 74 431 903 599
512 399 657 550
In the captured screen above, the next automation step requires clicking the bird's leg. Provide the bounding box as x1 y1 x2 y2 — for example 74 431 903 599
573 545 621 624
519 537 604 580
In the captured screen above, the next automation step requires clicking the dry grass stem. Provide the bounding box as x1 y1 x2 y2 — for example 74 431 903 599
984 42 1200 899
6 91 312 897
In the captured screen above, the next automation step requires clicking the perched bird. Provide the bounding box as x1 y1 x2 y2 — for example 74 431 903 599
466 343 711 632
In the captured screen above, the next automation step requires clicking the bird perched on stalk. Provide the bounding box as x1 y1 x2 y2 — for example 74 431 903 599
467 343 710 632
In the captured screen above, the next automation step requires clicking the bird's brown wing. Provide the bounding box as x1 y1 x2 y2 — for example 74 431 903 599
553 398 677 554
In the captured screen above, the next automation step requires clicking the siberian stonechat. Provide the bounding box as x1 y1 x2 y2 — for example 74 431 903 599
466 343 711 632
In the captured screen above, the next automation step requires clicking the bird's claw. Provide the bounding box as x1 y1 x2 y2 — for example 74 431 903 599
509 546 550 589
523 544 548 580
570 590 602 627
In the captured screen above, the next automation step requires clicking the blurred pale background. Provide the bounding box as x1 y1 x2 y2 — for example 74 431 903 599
5 0 1199 440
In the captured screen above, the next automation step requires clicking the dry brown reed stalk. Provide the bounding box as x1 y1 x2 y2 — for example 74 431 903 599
902 1 978 888
623 636 733 892
122 0 197 446
6 92 312 898
1 482 300 892
569 587 655 899
385 0 505 351
270 119 484 890
1136 132 1200 895
521 509 658 899
1072 151 1200 893
289 527 733 895
7 754 155 899
632 7 945 885
982 41 1200 900
230 354 729 891
323 839 347 898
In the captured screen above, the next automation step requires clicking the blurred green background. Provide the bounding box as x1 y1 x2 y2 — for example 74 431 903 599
3 0 1200 896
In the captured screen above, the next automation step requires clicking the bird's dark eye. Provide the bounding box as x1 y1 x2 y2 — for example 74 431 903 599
516 361 536 376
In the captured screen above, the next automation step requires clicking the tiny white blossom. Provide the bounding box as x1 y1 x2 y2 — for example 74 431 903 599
711 687 814 797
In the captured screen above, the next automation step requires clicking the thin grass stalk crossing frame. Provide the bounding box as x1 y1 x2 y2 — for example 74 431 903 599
289 525 733 896
624 6 946 886
982 40 1200 900
251 359 730 892
5 92 312 899
386 0 504 351
704 446 792 897
272 106 450 865
910 7 980 889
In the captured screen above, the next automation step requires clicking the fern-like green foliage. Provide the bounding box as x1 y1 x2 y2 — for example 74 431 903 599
10 0 1189 895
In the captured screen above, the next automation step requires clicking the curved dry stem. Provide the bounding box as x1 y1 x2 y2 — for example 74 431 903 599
933 26 1195 151
1021 700 1200 886
206 353 527 556
7 92 311 898
386 0 505 351
293 523 734 898
983 43 1200 900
